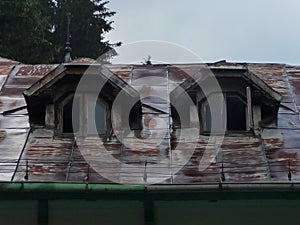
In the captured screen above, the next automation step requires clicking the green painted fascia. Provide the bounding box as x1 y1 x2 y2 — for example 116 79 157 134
1 182 300 201
0 182 144 193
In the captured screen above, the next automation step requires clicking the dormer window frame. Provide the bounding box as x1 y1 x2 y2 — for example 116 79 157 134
198 90 252 135
60 93 82 135
55 93 111 137
170 68 282 136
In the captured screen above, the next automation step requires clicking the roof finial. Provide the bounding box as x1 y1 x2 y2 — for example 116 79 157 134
64 12 72 62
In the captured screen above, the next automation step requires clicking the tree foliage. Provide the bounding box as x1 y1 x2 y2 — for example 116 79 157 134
47 0 120 61
0 0 120 64
0 0 59 63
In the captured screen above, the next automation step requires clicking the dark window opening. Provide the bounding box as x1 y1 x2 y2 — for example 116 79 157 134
201 93 247 133
226 96 246 131
129 101 142 130
63 97 79 133
171 104 181 128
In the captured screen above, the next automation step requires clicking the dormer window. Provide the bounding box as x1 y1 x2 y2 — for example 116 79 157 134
170 68 282 135
59 94 110 136
24 64 142 137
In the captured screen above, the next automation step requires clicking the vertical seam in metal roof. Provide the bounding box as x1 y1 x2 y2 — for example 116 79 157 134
284 65 298 116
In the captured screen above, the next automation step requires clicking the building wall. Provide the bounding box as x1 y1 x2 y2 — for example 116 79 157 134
0 198 299 225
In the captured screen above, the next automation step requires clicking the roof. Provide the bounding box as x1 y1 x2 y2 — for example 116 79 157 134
24 63 138 98
0 57 300 186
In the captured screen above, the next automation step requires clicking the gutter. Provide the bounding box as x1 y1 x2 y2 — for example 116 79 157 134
147 183 300 192
0 182 144 193
0 182 300 193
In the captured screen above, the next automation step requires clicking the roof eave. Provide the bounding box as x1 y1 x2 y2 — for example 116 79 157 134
245 70 282 102
24 64 66 97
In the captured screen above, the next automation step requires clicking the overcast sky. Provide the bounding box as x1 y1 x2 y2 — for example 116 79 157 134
105 0 300 65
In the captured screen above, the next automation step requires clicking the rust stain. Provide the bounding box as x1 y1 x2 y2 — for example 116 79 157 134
6 61 300 184
0 66 13 75
15 65 57 77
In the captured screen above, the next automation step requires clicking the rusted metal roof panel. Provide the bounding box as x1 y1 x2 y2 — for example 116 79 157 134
0 57 19 65
13 65 57 77
172 138 220 183
0 58 19 95
0 66 13 76
220 136 269 182
2 61 300 185
69 137 121 183
0 128 28 181
1 64 58 96
266 147 300 181
0 96 26 113
288 79 300 106
0 58 29 180
248 64 286 76
168 65 202 84
1 87 30 96
106 65 132 84
286 66 300 111
13 129 72 182
171 134 270 183
263 125 300 182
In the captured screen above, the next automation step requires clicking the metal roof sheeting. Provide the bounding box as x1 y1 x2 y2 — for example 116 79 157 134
1 57 300 185
0 60 58 181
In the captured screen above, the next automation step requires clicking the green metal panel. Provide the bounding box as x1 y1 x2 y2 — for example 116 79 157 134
38 200 48 225
0 182 299 225
48 200 144 225
0 201 37 225
155 200 300 225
